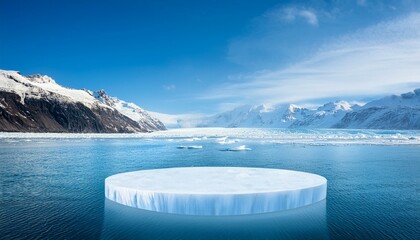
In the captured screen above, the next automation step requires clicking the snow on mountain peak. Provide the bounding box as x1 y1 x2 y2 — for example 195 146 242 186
0 70 101 106
27 74 56 84
364 89 420 108
147 88 420 129
287 104 302 113
318 101 352 112
95 89 108 98
92 89 165 130
0 70 166 131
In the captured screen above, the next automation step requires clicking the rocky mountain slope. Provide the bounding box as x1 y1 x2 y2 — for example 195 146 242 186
0 70 166 133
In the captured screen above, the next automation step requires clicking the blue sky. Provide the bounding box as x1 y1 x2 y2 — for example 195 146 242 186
1 0 419 114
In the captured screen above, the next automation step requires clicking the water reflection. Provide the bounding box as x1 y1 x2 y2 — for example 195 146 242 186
101 199 328 239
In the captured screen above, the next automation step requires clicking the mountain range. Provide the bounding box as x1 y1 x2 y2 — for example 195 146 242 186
172 89 420 130
1 69 419 132
0 70 165 133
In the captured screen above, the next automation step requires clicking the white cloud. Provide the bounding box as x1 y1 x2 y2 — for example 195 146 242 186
227 5 324 67
299 10 318 26
203 13 420 106
275 7 318 26
163 84 176 91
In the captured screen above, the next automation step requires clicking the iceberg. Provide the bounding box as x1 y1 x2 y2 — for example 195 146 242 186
223 145 252 151
215 136 237 144
177 145 203 149
105 167 327 216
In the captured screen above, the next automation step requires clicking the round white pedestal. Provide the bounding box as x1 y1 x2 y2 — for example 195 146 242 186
105 167 327 216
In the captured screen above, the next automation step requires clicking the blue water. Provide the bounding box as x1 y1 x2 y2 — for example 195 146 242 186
0 135 419 239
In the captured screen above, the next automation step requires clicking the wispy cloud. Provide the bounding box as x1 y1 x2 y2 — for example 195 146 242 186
163 84 176 91
275 7 319 26
204 13 420 106
227 5 326 68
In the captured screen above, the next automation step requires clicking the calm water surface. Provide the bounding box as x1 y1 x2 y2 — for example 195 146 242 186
0 135 419 239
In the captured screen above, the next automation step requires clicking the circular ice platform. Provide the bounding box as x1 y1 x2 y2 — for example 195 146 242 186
105 167 327 216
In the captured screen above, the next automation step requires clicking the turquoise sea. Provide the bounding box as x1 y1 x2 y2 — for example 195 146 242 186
0 128 419 239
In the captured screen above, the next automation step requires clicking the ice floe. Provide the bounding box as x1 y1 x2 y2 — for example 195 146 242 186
177 145 203 149
105 167 327 215
222 145 252 151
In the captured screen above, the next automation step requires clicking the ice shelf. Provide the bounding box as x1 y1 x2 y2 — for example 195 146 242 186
105 167 327 216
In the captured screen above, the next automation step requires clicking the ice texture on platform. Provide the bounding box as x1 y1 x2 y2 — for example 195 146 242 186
105 167 327 216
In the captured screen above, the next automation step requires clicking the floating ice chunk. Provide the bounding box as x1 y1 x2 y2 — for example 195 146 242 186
224 145 252 151
177 145 203 149
215 136 237 145
187 145 203 149
184 137 202 142
105 167 327 216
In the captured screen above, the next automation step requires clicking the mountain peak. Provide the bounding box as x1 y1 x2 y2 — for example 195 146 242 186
27 74 56 84
96 89 107 96
287 104 302 112
364 89 420 108
94 89 111 101
318 101 352 112
0 70 166 132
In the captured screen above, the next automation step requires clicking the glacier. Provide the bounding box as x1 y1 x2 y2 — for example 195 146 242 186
105 167 327 216
0 128 419 145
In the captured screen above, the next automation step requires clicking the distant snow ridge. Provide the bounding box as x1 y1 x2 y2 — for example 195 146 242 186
192 89 420 130
0 70 166 132
335 90 420 129
197 102 355 129
291 101 354 128
197 104 309 128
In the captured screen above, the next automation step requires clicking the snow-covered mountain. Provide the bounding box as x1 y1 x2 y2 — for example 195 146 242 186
92 90 165 131
0 70 165 133
291 101 355 128
196 101 355 128
197 104 311 128
334 89 420 129
179 89 420 130
147 111 205 128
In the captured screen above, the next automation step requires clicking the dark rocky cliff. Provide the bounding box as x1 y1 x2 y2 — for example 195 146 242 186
0 91 150 133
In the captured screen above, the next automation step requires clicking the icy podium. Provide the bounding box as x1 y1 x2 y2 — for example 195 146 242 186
105 167 327 216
